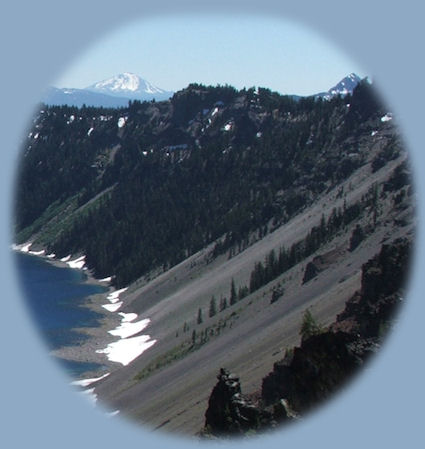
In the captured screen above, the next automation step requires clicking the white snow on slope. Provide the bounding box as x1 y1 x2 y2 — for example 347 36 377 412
118 312 138 322
102 302 123 312
96 334 156 366
99 276 112 283
66 255 86 269
29 249 45 256
381 113 393 122
89 72 165 95
107 288 128 303
108 318 150 339
71 372 110 388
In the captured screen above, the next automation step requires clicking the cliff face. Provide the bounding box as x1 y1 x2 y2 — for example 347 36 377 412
334 239 411 337
204 238 411 436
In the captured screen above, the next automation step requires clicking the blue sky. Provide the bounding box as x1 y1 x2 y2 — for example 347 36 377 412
56 15 365 96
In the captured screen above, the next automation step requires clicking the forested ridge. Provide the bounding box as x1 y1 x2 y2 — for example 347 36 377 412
15 80 392 286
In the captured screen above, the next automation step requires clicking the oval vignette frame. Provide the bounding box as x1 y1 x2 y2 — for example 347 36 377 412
1 1 424 449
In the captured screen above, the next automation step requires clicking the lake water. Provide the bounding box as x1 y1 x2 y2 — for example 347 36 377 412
14 252 108 377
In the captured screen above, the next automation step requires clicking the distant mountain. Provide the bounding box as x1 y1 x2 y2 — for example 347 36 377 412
42 72 361 108
86 72 173 102
42 73 173 107
315 73 362 100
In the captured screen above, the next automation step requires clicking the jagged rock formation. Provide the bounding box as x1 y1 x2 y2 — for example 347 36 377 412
302 247 344 284
204 368 297 436
205 238 412 435
332 238 411 336
264 238 411 412
204 368 270 435
261 331 379 412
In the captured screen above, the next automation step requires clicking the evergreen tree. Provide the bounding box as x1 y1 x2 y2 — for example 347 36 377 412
237 285 249 301
209 295 217 318
197 308 203 325
230 278 237 305
219 296 228 312
349 224 365 251
299 309 322 341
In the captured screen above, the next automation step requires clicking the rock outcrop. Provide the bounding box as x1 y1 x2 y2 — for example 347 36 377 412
302 247 344 284
204 368 273 436
205 238 412 435
264 238 410 413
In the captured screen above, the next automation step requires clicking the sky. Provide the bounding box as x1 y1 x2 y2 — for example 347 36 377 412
55 15 366 97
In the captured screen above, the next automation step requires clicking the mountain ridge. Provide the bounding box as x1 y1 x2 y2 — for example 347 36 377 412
42 72 361 108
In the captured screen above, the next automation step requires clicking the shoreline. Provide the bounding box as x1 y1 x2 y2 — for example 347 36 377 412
13 241 157 382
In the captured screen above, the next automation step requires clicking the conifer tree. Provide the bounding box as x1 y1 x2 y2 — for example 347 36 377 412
197 308 203 325
299 309 322 341
230 278 237 305
219 296 228 312
209 295 217 318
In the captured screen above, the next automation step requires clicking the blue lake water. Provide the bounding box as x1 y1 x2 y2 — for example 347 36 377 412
14 252 108 377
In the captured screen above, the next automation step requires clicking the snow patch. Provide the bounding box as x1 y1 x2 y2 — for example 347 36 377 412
71 373 110 388
96 334 156 366
28 249 45 256
15 242 32 253
381 113 393 122
102 302 123 312
99 276 112 283
107 287 128 303
108 318 150 339
79 388 97 405
118 312 138 322
66 255 86 270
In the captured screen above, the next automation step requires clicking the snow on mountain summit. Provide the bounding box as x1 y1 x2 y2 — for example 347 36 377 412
315 73 361 100
86 73 173 101
328 73 361 96
91 72 142 92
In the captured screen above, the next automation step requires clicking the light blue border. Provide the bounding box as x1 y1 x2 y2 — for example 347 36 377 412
1 1 423 448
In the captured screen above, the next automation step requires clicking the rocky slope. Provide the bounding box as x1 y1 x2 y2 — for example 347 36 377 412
203 238 412 436
80 136 413 435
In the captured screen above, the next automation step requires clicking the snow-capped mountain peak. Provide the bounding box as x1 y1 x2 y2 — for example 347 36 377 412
91 72 142 93
86 73 172 101
328 73 361 96
315 73 362 100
